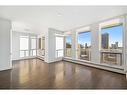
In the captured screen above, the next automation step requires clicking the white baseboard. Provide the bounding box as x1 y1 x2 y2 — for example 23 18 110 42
12 56 37 61
0 66 12 71
63 57 125 74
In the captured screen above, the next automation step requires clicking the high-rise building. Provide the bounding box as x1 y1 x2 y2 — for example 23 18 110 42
115 42 118 49
85 43 88 49
101 33 109 49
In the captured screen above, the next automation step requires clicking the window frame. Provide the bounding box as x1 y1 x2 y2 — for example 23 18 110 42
77 30 92 61
55 36 64 58
100 21 124 66
30 36 37 56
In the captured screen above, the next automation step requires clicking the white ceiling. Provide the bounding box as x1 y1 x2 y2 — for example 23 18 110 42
0 6 127 34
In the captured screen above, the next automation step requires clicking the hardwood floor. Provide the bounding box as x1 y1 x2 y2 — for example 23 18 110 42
0 58 127 89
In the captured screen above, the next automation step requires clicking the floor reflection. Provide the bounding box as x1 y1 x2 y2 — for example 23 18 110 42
0 58 127 89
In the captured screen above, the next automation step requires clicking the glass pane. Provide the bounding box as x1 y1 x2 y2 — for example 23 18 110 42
101 25 123 66
25 51 29 57
56 36 63 50
101 25 123 50
31 38 36 49
56 36 63 58
42 49 45 56
30 50 36 56
65 36 72 57
33 50 36 56
78 31 91 61
20 51 24 57
57 50 63 57
20 36 29 50
101 52 122 66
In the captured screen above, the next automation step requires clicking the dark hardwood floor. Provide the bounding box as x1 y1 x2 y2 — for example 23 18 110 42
0 58 127 89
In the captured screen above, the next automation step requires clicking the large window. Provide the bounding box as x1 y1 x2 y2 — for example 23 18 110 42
56 36 64 58
77 31 91 61
20 36 29 57
20 35 37 58
65 36 72 57
101 24 123 66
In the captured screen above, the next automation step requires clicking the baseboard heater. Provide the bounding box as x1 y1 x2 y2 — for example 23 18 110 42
63 57 125 74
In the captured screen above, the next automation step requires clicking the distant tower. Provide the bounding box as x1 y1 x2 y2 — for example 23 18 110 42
101 33 109 49
85 43 88 49
111 44 114 49
115 42 118 49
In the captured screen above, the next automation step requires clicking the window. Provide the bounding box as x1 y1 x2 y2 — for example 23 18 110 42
56 36 64 58
65 36 72 57
31 38 36 49
30 36 37 56
101 24 123 66
77 31 91 61
20 35 37 58
20 36 29 57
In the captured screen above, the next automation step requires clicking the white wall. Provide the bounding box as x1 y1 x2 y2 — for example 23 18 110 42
125 16 127 73
0 18 12 71
12 31 20 60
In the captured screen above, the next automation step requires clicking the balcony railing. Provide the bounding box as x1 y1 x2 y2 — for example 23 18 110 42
65 48 71 57
100 49 123 66
77 48 91 61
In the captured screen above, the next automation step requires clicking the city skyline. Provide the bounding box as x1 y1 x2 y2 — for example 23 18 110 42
66 25 123 48
102 25 123 47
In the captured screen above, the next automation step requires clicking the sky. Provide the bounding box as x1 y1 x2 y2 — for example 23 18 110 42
66 36 72 44
66 25 123 47
78 31 91 46
66 32 92 46
102 25 123 47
